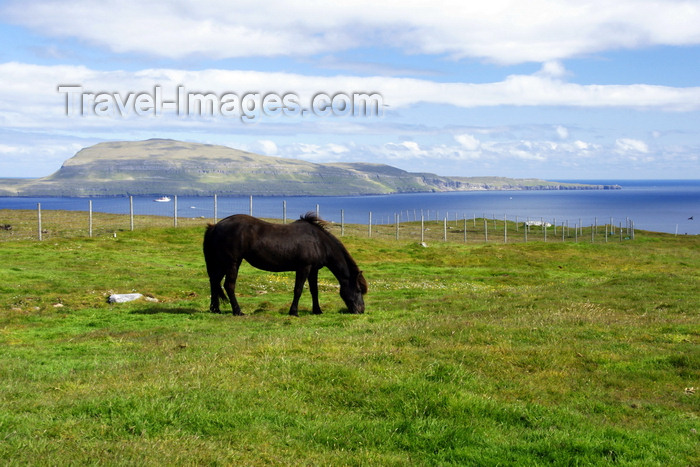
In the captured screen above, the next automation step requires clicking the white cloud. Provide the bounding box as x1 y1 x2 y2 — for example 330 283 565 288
0 139 84 177
398 141 420 152
337 135 648 171
455 134 481 150
537 62 569 79
3 0 700 64
2 62 699 136
280 142 351 162
255 140 278 155
615 138 649 153
556 126 569 140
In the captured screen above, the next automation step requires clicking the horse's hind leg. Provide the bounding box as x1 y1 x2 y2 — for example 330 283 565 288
209 274 224 313
207 263 227 314
224 260 243 315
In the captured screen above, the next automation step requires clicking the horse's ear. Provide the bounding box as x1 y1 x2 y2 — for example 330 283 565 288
357 271 368 294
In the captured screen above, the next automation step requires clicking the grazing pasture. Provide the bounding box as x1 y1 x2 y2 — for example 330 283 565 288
0 220 697 465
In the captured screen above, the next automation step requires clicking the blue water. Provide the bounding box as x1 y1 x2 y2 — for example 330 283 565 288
1 180 698 235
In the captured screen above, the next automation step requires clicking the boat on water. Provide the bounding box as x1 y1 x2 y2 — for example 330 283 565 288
154 196 171 202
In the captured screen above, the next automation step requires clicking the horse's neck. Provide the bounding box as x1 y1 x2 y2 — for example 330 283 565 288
325 243 357 282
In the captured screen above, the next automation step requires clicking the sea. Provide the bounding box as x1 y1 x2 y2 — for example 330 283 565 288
1 180 698 235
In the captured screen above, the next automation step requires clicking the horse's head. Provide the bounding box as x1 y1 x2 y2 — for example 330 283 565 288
340 270 368 314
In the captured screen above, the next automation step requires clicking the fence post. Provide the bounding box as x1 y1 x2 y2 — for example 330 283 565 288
620 222 623 242
37 203 42 241
129 196 134 231
173 195 178 227
368 212 372 238
89 200 93 237
464 217 467 243
341 209 345 236
316 204 320 218
249 195 253 216
395 213 399 240
283 200 287 224
443 217 447 242
541 217 544 239
544 219 547 242
484 218 488 242
421 213 425 243
214 194 218 223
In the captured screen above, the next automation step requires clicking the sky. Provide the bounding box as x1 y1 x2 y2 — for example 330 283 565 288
0 0 699 180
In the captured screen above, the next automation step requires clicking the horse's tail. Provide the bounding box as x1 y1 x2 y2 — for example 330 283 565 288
203 223 229 303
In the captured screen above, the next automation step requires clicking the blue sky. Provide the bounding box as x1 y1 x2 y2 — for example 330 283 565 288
1 0 699 180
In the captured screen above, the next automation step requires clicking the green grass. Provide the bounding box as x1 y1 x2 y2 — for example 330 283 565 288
0 222 698 465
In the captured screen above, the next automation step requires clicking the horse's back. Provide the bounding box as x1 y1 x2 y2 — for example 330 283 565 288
208 214 270 241
207 213 296 248
206 214 331 272
215 214 268 230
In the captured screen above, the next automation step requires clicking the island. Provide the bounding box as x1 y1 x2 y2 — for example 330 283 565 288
0 139 620 197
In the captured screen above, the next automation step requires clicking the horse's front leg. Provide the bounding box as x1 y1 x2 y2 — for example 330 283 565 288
308 267 322 315
289 266 311 317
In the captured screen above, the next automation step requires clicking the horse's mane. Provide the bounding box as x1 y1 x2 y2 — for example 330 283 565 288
297 211 359 267
297 212 330 231
296 212 367 293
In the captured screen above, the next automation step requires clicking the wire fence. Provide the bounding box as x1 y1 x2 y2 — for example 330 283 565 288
0 195 636 244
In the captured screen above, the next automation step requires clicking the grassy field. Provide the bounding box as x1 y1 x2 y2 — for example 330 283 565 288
0 219 698 465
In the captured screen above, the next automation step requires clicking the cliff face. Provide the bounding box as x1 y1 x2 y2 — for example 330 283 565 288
0 139 620 197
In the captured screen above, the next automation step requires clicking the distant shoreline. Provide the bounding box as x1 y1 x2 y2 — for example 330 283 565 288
0 182 622 198
2 181 697 235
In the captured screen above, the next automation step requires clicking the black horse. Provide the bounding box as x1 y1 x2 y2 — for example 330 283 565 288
203 213 367 316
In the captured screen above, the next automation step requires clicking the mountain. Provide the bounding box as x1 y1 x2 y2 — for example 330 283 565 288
0 139 620 197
